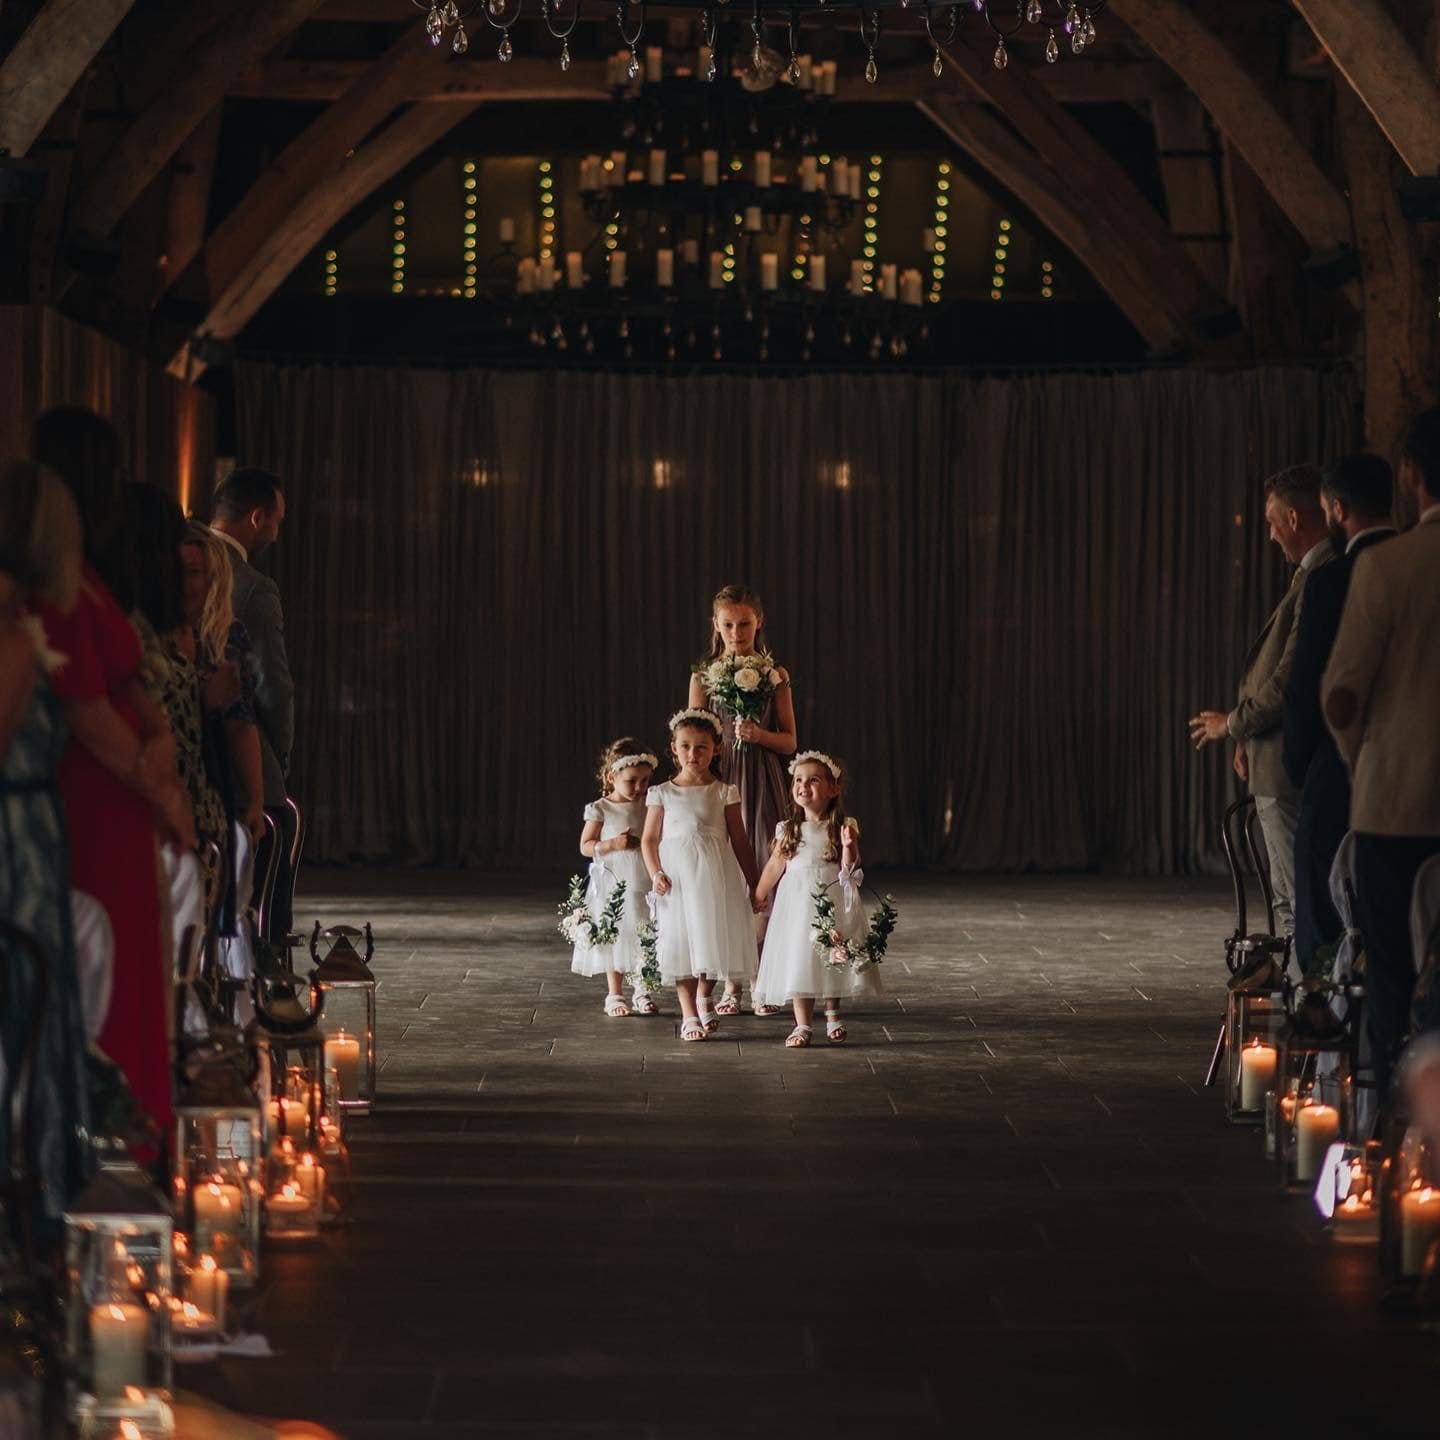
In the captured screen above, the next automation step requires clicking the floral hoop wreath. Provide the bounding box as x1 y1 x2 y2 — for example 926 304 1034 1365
668 708 724 738
790 750 842 780
609 752 658 773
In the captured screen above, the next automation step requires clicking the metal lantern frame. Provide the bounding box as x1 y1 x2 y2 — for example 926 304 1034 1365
309 921 378 1115
1379 1115 1440 1289
63 1148 174 1423
1275 985 1362 1191
1223 986 1286 1125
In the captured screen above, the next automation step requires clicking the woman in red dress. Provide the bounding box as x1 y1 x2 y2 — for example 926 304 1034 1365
33 408 194 1144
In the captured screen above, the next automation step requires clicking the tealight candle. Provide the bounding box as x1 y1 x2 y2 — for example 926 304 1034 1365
266 1183 312 1235
1401 1186 1440 1276
174 1300 216 1336
188 1254 229 1331
1238 1041 1278 1112
324 1030 361 1103
1295 1102 1341 1182
90 1302 147 1395
1332 1191 1378 1244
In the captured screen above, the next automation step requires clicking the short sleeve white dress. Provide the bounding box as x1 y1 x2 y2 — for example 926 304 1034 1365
647 780 756 982
752 818 874 1007
570 798 650 978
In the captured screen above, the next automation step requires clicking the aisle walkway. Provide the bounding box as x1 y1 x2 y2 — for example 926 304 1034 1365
189 872 1433 1437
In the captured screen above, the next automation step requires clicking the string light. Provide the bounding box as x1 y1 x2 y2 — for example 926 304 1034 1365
1041 258 1054 300
538 159 556 264
862 153 883 290
928 160 949 303
989 215 1010 301
391 199 406 295
323 248 338 298
462 160 478 299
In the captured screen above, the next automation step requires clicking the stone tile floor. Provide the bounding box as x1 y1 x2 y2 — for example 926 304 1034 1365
185 870 1438 1437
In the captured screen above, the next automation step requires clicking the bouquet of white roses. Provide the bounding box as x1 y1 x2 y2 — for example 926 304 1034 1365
558 875 627 948
696 650 778 751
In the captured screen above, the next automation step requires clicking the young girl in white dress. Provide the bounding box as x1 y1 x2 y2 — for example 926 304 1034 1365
572 738 657 1017
753 751 869 1047
641 709 760 1043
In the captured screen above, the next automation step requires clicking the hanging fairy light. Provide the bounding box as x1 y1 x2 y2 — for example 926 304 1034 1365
861 153 883 292
391 199 406 295
323 249 338 298
990 215 1010 301
462 160 478 299
538 160 557 262
1041 258 1054 299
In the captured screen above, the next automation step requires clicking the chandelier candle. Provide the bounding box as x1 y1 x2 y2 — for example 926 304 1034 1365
89 1302 147 1396
745 206 762 233
608 250 627 287
709 251 724 288
565 251 583 288
1238 1041 1278 1112
648 149 666 187
645 45 662 82
901 269 924 305
809 253 827 291
879 263 897 300
797 54 813 88
831 161 849 199
800 157 818 192
698 44 712 78
499 216 516 245
516 258 535 294
754 152 772 187
848 162 863 198
701 150 719 186
682 238 700 266
848 259 865 294
761 254 778 290
657 249 674 286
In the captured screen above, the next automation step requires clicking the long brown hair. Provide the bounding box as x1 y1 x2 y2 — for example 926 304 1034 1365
595 735 652 796
774 755 851 862
0 460 82 610
704 582 769 661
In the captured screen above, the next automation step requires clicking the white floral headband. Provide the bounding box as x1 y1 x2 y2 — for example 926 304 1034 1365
790 750 842 780
609 752 657 773
668 708 724 737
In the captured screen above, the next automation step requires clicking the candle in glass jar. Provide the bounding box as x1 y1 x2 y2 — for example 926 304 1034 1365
1294 1102 1340 1182
754 152 772 188
294 1151 326 1202
1238 1041 1278 1112
1401 1186 1440 1276
760 254 778 291
324 1030 361 1102
188 1254 229 1331
656 249 674 287
267 1183 311 1229
194 1180 242 1252
90 1302 147 1396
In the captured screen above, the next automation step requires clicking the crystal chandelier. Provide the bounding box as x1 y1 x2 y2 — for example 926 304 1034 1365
411 0 1106 77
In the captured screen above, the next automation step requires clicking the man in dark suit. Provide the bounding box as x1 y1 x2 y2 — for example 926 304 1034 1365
1282 454 1395 977
210 467 296 942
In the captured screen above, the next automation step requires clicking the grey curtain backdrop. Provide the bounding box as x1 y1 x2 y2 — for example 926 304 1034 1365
234 362 1356 873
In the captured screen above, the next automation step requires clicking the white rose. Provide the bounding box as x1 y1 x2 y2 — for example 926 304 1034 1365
735 667 761 692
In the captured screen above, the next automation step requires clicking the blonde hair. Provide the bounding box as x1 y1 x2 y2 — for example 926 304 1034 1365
184 521 234 663
775 754 853 862
0 460 82 611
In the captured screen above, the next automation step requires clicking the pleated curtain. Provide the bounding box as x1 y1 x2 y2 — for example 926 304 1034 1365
235 361 1356 872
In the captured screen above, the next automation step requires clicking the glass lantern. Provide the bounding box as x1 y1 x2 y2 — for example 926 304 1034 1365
1380 1118 1440 1286
172 1030 263 1287
250 974 330 1154
263 1137 325 1241
64 1145 174 1424
74 1390 176 1438
310 922 377 1114
1224 986 1286 1123
1275 988 1359 1189
1315 1140 1381 1245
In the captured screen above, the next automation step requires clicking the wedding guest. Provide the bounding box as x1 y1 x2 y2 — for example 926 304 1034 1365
1190 466 1333 939
687 583 796 1016
0 459 93 1225
32 407 193 1141
1324 409 1440 1095
209 467 294 939
1282 455 1395 977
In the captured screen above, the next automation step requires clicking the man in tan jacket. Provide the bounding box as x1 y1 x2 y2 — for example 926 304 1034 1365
1191 466 1332 937
1324 408 1440 1093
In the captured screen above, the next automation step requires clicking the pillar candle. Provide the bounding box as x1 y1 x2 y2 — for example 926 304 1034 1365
1401 1186 1440 1276
188 1255 229 1332
849 259 865 294
848 162 863 198
295 1152 326 1203
879 263 898 300
831 161 849 199
516 258 535 294
682 238 700 266
89 1302 147 1396
754 151 772 188
608 250 627 288
565 251 584 288
324 1031 361 1102
823 60 838 94
194 1180 243 1252
644 45 662 82
808 254 826 292
923 227 936 253
744 206 762 233
708 251 724 288
656 249 674 287
797 54 813 88
1238 1041 1278 1111
1294 1103 1341 1182
901 269 924 305
498 216 516 245
760 254 778 290
538 255 556 291
701 149 719 186
800 157 817 193
648 148 666 186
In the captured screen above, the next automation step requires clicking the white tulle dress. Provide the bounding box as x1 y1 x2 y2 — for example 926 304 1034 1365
647 780 756 983
570 798 650 979
752 819 874 1007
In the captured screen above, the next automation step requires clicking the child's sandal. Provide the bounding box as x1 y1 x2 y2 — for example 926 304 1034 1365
713 991 741 1017
680 1018 708 1043
785 1025 812 1048
631 990 658 1016
697 1007 720 1033
825 1013 847 1044
603 994 631 1018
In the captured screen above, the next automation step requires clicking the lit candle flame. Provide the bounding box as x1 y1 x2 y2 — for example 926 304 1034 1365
107 1304 128 1320
199 1254 218 1274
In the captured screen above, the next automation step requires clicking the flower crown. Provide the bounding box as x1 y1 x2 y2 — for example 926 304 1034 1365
790 750 842 780
668 708 723 737
609 752 657 773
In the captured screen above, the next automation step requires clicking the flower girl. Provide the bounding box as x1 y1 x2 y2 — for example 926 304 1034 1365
570 738 657 1016
753 751 869 1046
641 710 760 1042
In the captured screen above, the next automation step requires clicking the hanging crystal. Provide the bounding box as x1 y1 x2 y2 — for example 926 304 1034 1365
752 39 763 70
488 0 504 15
1083 13 1096 42
865 53 878 83
788 55 801 83
498 32 512 60
1071 25 1084 52
992 37 1008 69
1064 2 1080 31
1045 27 1058 62
1025 0 1042 21
627 47 641 79
705 49 718 80
442 0 460 23
453 24 469 53
932 48 943 77
560 37 571 69
426 4 444 43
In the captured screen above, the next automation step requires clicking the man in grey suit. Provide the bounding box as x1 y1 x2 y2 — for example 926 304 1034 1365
210 467 295 940
1190 465 1333 938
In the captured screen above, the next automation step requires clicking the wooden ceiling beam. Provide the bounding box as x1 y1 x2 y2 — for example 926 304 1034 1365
0 0 136 158
1106 0 1353 257
918 95 1185 352
170 101 477 379
1292 0 1440 178
68 0 327 241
